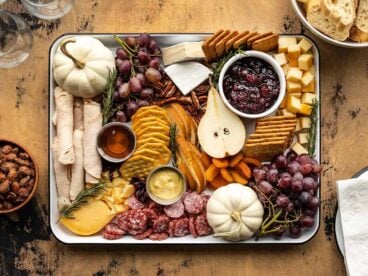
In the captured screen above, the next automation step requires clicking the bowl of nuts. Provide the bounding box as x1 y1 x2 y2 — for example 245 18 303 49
0 139 38 214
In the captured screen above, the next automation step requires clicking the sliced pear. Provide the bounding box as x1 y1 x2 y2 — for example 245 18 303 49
197 86 246 158
165 106 188 138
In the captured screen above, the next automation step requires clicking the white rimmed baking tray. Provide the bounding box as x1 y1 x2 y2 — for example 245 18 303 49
49 34 321 245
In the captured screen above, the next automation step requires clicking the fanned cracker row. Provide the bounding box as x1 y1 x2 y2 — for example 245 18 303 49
244 115 297 161
202 30 279 62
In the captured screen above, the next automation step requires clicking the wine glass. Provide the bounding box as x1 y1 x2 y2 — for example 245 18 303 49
21 0 75 20
0 10 33 68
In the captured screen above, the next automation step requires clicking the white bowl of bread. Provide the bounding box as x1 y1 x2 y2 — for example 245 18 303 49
291 0 368 47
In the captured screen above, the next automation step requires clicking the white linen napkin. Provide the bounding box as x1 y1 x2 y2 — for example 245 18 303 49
337 178 368 276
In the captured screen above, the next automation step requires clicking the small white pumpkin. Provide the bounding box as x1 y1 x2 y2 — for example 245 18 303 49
53 37 115 98
206 183 264 241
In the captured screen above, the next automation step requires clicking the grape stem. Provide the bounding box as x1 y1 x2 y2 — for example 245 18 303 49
113 35 136 56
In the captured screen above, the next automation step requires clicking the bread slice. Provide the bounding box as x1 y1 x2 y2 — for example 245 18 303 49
321 0 356 27
356 0 368 32
349 25 368 41
307 0 352 41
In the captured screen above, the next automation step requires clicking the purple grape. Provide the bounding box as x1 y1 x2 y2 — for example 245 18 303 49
275 155 288 170
285 202 294 212
119 60 131 74
126 100 138 117
280 172 292 178
148 57 161 69
267 169 279 183
115 111 127 122
307 196 320 209
115 58 123 68
137 33 150 47
288 161 301 175
258 181 273 195
129 77 142 93
287 151 298 162
148 39 158 54
299 191 312 205
261 165 270 172
291 180 303 193
302 177 315 191
278 175 292 189
312 164 322 174
136 73 147 86
145 68 161 83
293 171 303 181
298 154 312 165
301 163 313 175
303 208 316 217
116 76 123 88
253 168 266 182
137 50 150 65
140 88 154 100
125 36 136 47
118 83 130 99
276 194 289 207
116 48 128 59
138 99 150 107
289 226 302 238
301 216 314 228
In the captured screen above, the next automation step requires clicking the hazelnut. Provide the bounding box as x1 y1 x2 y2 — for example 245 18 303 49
7 169 18 181
5 153 17 161
1 145 12 154
15 158 31 167
18 188 29 199
11 182 20 193
20 176 30 186
0 172 6 181
19 152 29 160
6 192 17 202
0 180 10 194
19 166 31 176
13 148 19 154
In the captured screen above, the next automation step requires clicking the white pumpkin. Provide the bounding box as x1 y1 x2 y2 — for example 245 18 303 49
53 37 115 98
206 184 264 241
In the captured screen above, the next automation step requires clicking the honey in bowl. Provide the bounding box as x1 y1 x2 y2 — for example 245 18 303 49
97 122 136 162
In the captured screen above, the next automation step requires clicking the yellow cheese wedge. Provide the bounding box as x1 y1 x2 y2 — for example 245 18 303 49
299 103 312 116
274 53 288 66
298 38 312 53
287 81 302 93
282 64 290 75
301 93 317 105
60 200 115 236
287 95 301 113
299 117 311 129
289 58 299 67
287 44 301 59
301 71 314 87
278 37 297 53
302 81 315 93
291 142 308 155
298 133 309 145
287 68 303 82
298 54 313 71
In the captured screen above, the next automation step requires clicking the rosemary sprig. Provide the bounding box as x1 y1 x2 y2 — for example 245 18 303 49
102 69 118 125
307 99 319 156
169 124 178 168
59 181 107 219
212 47 246 83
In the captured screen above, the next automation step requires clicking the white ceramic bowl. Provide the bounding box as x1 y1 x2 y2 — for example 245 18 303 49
218 51 286 119
290 0 368 48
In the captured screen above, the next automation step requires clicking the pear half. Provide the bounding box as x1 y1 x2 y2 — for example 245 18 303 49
197 86 246 158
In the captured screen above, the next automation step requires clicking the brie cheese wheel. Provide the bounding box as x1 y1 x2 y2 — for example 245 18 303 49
161 42 205 66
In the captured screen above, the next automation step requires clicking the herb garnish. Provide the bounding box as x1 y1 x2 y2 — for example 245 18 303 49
212 47 246 83
102 69 118 125
307 99 319 156
169 124 178 168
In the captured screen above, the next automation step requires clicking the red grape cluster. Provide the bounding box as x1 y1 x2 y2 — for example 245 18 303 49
251 152 322 239
113 33 162 122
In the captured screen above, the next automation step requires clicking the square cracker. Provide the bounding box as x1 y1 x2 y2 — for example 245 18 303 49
256 120 296 127
246 137 287 144
257 115 296 122
202 29 224 61
249 132 290 139
252 34 279 52
233 31 258 49
209 30 230 61
246 32 273 48
256 124 296 130
225 31 249 52
215 30 238 59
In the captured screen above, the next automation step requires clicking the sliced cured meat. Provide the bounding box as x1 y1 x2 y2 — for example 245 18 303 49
148 201 163 213
195 214 212 236
104 223 125 236
103 231 122 240
168 220 174 237
133 228 153 240
173 218 190 237
118 209 148 235
152 215 170 233
183 193 204 214
149 233 169 241
201 193 210 209
164 201 185 218
127 196 145 210
143 208 159 221
189 216 197 238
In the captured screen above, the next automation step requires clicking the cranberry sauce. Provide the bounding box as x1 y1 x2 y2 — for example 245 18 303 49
223 57 280 114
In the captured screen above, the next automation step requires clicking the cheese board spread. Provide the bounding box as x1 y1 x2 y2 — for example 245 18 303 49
49 33 320 244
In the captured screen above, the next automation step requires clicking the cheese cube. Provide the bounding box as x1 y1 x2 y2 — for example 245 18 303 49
301 93 317 105
289 58 299 67
295 119 302 132
274 53 287 66
279 109 294 116
302 81 315 93
278 37 297 52
298 38 312 53
301 71 314 87
291 142 308 155
287 95 301 113
297 133 309 145
298 54 313 71
299 103 312 116
282 64 290 75
287 81 302 93
289 92 302 98
287 68 303 82
280 95 287 109
299 117 311 129
287 44 301 59
308 65 316 76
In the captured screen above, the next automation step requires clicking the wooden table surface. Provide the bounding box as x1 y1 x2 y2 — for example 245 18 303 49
1 0 367 275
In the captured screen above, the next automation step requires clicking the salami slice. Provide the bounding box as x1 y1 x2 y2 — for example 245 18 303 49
152 215 170 233
201 193 210 210
164 201 185 218
127 196 145 210
195 214 212 236
189 216 197 238
149 233 169 241
103 231 122 240
143 208 159 221
168 221 175 237
133 228 153 240
104 223 125 236
173 218 190 237
183 193 204 214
